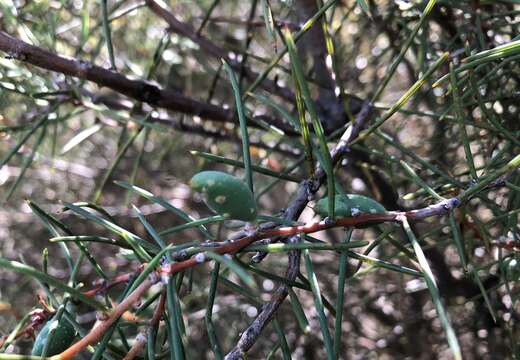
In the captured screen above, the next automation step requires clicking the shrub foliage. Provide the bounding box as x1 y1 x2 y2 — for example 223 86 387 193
0 0 519 359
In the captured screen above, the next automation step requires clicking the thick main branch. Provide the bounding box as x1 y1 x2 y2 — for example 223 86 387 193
0 32 233 121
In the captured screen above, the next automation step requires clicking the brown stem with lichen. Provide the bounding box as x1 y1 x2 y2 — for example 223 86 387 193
121 334 147 360
122 291 166 360
57 276 159 360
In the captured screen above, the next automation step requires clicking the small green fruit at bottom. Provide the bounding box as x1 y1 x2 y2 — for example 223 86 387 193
190 171 257 221
315 194 386 219
31 315 76 356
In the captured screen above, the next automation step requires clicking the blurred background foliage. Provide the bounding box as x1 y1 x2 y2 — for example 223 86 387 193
0 0 519 359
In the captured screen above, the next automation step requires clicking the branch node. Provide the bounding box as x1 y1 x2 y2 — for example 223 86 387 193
159 266 171 284
395 213 407 223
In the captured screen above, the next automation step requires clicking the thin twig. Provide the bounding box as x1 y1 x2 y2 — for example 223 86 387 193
57 275 160 360
122 333 147 360
145 0 295 102
122 291 166 360
193 16 300 30
225 235 301 359
83 265 145 297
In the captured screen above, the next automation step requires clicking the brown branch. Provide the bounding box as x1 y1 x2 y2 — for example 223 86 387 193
58 275 160 360
145 0 295 102
122 291 166 360
0 32 233 123
0 31 302 136
144 0 367 121
193 16 300 30
83 268 143 297
180 198 461 261
85 91 301 152
150 291 167 326
122 333 147 360
225 235 301 359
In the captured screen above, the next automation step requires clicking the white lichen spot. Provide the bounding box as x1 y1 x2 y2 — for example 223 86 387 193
194 253 206 263
347 194 354 199
135 333 147 343
351 208 361 216
369 208 377 213
250 208 255 213
161 273 170 285
148 271 159 283
215 195 226 204
207 179 215 186
244 222 256 235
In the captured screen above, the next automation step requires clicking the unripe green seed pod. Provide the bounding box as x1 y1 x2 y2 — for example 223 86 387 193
31 315 76 356
315 194 386 218
190 171 257 221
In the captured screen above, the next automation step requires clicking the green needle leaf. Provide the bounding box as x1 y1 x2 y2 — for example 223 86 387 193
0 257 105 311
222 60 254 194
284 27 335 218
401 217 462 360
303 249 334 359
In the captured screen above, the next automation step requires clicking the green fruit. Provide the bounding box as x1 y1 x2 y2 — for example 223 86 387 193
315 194 386 218
190 171 257 221
31 315 76 356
